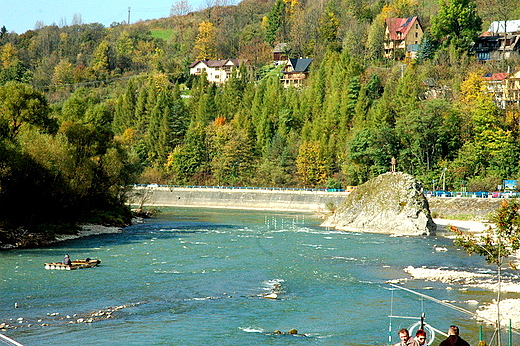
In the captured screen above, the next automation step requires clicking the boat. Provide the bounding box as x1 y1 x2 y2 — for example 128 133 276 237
44 259 101 270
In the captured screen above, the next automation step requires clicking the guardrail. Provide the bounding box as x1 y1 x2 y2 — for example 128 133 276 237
133 184 351 193
133 185 518 198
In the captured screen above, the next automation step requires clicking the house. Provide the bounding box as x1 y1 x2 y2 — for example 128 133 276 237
273 43 288 65
504 70 520 107
478 70 520 108
482 72 509 108
384 17 423 60
472 20 520 61
280 58 312 87
188 59 247 84
488 20 520 34
472 33 520 61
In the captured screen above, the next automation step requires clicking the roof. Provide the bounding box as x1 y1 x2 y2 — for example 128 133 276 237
287 58 312 72
488 20 520 34
385 17 420 41
482 72 509 81
188 59 246 68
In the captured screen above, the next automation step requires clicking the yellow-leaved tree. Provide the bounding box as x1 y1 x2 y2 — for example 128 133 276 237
194 21 217 60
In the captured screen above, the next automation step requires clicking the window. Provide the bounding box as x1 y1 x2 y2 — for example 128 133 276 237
477 52 490 61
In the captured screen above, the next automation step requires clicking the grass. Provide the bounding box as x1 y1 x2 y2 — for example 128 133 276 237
151 29 174 41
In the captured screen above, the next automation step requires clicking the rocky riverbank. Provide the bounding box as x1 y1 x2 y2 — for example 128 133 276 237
0 223 134 250
54 224 123 242
389 261 520 330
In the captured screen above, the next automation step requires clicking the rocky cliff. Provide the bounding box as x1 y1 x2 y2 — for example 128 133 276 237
321 172 436 236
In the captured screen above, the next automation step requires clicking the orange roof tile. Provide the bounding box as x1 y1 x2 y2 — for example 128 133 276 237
386 17 419 41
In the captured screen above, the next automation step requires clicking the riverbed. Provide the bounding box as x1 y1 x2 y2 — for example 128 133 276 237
0 207 512 345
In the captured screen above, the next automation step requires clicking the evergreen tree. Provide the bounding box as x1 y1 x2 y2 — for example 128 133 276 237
319 1 340 47
264 0 285 46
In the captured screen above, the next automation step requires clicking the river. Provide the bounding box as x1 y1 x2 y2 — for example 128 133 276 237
0 207 500 345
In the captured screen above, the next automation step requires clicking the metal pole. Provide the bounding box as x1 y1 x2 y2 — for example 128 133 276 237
480 325 483 342
497 242 502 346
389 289 394 345
509 319 512 346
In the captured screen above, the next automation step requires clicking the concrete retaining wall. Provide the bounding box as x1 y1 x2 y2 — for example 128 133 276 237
131 186 505 217
132 186 349 212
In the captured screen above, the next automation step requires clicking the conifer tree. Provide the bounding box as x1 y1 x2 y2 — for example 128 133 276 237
113 77 139 135
319 1 340 47
264 0 285 46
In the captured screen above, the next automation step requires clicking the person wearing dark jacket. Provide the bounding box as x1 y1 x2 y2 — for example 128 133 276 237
439 325 470 346
62 254 72 266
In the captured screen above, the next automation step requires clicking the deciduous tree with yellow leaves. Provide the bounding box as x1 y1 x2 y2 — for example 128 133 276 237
194 21 217 60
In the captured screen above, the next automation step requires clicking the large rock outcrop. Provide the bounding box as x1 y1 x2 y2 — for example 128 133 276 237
321 172 436 236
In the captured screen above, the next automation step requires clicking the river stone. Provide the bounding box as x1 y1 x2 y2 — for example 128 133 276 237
321 172 436 236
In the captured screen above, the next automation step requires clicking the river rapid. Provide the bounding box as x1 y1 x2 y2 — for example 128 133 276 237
0 208 501 345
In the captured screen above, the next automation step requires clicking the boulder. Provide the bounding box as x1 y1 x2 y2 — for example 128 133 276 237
321 172 436 236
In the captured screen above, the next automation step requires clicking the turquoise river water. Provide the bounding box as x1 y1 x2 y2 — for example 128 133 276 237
0 208 508 345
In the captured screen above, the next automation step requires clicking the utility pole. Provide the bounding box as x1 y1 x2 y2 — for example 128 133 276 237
128 7 131 25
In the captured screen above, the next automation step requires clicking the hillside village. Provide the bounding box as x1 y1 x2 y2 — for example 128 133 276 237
2 0 520 234
186 16 520 104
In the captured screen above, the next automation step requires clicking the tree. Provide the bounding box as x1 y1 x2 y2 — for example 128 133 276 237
91 40 111 78
264 0 285 46
365 12 387 61
319 1 340 46
416 30 438 62
296 140 328 187
452 199 520 345
52 59 75 85
396 99 462 172
430 0 482 51
170 1 193 16
0 81 52 140
193 21 217 60
166 122 209 184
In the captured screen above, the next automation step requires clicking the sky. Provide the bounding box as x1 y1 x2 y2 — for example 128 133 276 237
0 0 210 34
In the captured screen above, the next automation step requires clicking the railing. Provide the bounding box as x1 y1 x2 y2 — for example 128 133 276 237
133 184 350 193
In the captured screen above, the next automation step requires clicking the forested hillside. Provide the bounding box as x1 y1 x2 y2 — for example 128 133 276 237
1 0 520 239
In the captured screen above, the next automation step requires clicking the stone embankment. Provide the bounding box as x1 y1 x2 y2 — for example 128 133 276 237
130 186 348 212
131 185 505 220
427 197 503 221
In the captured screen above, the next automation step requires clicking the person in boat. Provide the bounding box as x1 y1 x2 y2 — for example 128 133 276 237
438 325 470 346
62 254 72 266
409 329 427 346
394 328 414 346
